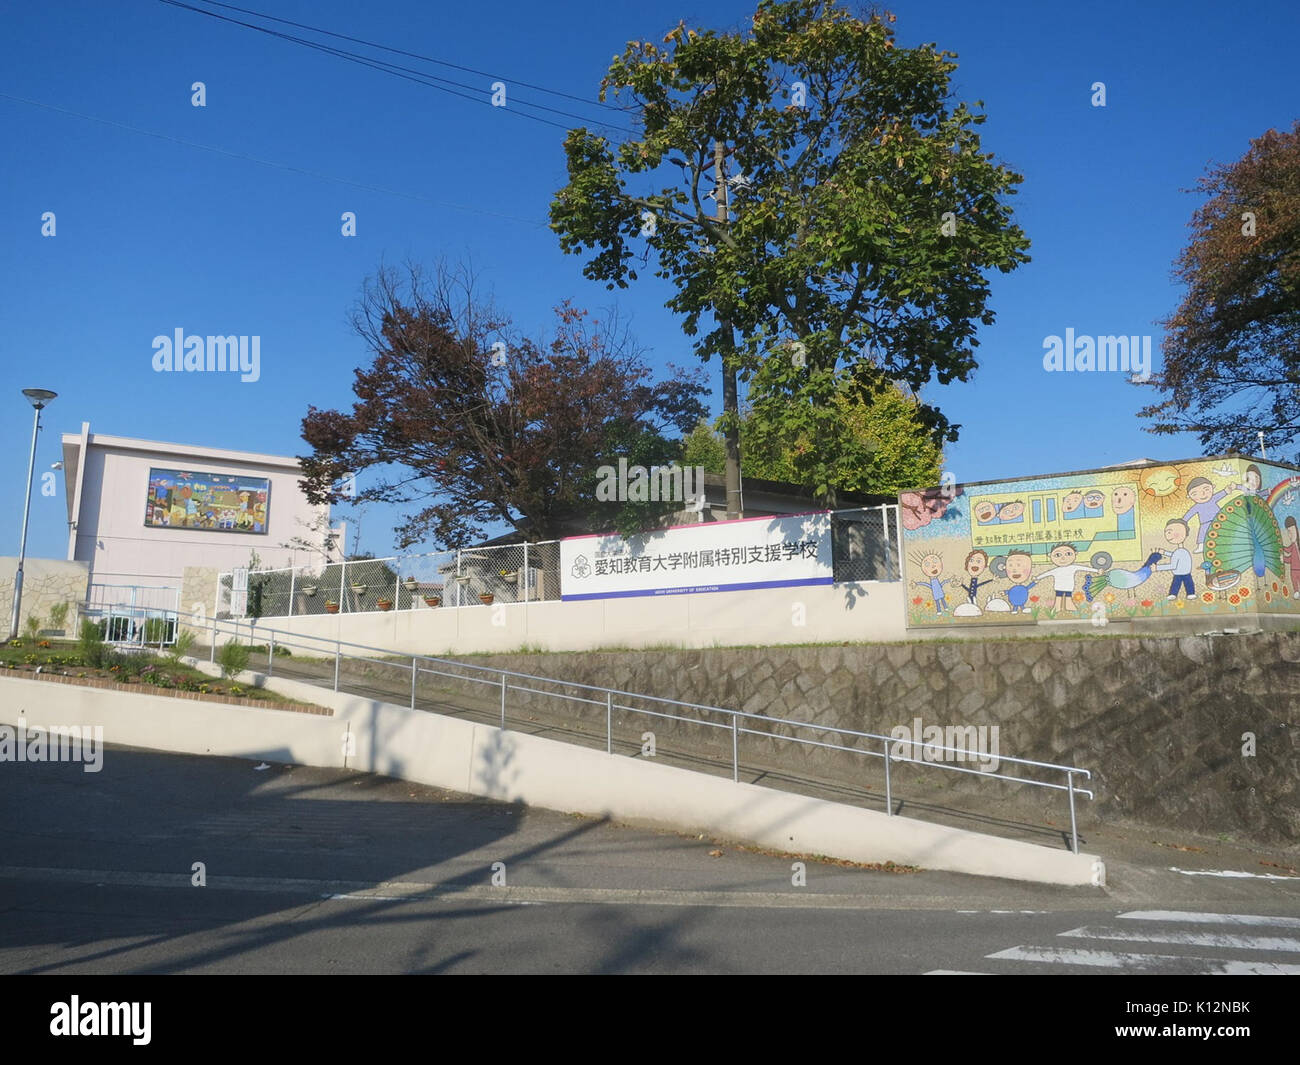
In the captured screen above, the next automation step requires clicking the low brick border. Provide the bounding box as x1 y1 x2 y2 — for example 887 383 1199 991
0 668 333 716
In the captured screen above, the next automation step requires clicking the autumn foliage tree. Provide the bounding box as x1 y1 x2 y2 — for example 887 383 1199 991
1139 121 1300 457
299 262 707 548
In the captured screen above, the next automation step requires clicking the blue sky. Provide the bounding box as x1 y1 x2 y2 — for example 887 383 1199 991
3 0 1298 562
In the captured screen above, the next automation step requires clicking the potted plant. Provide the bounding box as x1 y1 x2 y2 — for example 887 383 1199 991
377 597 393 611
478 592 495 606
424 594 442 608
350 582 367 596
325 600 339 614
302 584 318 597
402 576 419 592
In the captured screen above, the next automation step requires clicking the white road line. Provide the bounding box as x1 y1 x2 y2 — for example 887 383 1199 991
924 970 990 975
1118 910 1300 929
1169 867 1300 881
987 945 1300 974
1060 925 1300 953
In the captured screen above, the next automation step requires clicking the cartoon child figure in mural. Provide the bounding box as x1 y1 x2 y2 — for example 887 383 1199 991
948 549 1000 617
1034 543 1099 613
1283 517 1300 599
910 553 953 615
1156 518 1196 600
1001 549 1042 615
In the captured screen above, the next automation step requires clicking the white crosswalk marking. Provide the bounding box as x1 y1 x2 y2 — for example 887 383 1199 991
1061 925 1300 952
987 945 1300 975
1116 910 1300 928
930 910 1300 974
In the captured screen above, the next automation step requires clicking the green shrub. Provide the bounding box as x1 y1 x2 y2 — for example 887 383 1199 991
166 628 197 663
23 615 41 640
217 640 252 679
78 620 107 669
46 602 70 632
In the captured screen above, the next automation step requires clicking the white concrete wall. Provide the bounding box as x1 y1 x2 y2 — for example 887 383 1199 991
0 672 1103 887
68 435 329 588
193 580 909 655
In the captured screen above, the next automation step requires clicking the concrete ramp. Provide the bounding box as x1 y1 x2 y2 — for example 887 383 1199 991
2 669 1104 887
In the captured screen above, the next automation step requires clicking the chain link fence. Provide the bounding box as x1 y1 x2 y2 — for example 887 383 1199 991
215 507 898 620
217 541 564 619
832 505 900 582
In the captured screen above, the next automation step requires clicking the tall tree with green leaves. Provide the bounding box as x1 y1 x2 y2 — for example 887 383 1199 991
682 380 942 496
1138 121 1300 458
551 0 1029 510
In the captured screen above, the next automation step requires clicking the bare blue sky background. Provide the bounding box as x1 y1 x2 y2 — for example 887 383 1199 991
3 0 1298 561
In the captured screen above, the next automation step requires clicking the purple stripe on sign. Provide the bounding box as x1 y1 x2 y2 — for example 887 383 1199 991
561 576 834 601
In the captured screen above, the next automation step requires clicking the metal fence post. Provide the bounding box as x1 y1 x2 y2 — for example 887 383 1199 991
879 504 893 580
606 691 612 754
499 673 507 730
288 565 296 618
209 614 216 664
523 542 530 603
731 713 739 782
883 737 893 816
333 638 340 692
341 558 348 613
411 656 417 710
455 549 462 608
394 567 400 612
1067 771 1079 854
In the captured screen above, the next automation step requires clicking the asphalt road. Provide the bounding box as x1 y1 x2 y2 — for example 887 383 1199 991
2 747 1298 975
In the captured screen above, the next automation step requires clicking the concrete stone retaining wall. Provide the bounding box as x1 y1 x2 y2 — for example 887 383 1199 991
454 631 1300 844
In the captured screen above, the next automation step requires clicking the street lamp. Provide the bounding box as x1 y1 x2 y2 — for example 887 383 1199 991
8 388 57 641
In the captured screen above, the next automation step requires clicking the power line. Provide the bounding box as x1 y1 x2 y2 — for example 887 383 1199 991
156 0 638 136
0 91 550 227
183 0 637 113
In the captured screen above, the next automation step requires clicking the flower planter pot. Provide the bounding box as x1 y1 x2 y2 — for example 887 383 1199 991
325 602 340 614
350 584 367 596
478 593 495 606
424 596 442 608
377 599 393 611
402 577 419 592
302 586 318 597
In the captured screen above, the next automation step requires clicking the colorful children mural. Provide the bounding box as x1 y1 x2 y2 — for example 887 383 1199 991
900 456 1300 627
144 467 271 534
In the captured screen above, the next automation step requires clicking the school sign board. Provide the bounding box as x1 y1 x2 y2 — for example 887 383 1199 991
560 512 834 601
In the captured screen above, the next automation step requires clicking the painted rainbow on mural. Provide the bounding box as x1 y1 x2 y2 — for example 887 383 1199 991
1265 476 1300 508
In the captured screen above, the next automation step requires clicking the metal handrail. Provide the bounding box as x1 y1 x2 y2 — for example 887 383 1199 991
206 616 1096 853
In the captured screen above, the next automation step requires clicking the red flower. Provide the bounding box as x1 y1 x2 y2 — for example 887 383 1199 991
1028 595 1039 603
1140 599 1154 608
911 596 923 606
1239 587 1251 599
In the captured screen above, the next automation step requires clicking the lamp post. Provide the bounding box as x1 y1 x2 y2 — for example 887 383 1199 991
8 388 57 641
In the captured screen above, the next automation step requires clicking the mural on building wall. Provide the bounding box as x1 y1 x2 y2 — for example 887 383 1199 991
143 467 271 534
900 456 1300 627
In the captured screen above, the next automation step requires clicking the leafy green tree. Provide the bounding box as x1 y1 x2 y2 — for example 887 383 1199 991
683 379 942 497
1138 121 1300 458
551 0 1029 509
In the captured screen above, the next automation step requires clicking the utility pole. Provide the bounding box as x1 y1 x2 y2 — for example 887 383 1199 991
715 140 743 520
